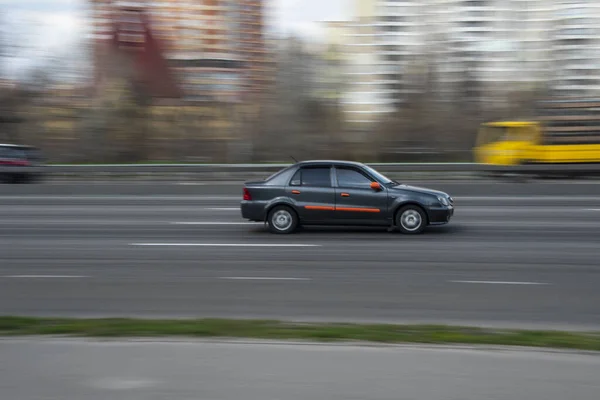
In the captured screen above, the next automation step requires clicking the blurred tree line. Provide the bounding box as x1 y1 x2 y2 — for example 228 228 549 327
1 27 546 163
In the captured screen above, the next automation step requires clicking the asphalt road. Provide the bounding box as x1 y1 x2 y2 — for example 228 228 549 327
1 339 599 400
0 180 599 328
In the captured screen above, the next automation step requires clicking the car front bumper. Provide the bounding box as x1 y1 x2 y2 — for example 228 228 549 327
427 206 454 225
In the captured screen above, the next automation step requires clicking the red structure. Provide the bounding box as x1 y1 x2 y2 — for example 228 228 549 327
95 6 181 99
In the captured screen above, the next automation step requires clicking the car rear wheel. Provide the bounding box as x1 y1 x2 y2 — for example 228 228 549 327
396 205 427 234
267 206 298 234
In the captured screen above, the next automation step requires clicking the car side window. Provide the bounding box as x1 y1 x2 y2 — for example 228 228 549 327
336 167 374 188
290 170 302 186
10 148 25 159
289 167 331 187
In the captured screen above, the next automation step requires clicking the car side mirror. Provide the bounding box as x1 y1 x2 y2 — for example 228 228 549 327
370 182 382 191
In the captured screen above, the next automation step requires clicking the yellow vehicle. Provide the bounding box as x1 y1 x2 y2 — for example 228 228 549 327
474 99 600 167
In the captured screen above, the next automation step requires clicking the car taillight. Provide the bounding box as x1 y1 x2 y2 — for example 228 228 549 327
243 188 252 201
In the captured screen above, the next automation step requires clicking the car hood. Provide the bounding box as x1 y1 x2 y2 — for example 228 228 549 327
390 184 449 198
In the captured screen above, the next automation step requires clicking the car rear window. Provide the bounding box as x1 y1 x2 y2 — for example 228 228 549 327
265 166 296 186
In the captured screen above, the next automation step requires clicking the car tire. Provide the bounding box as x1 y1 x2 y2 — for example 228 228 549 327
395 205 427 234
267 205 298 234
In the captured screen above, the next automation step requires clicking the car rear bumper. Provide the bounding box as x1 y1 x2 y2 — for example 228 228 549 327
241 201 267 221
427 206 454 225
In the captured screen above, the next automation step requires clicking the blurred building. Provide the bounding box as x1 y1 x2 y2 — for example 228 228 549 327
428 0 553 104
550 2 600 97
90 1 182 99
90 0 271 102
309 22 348 103
343 0 393 128
342 0 600 126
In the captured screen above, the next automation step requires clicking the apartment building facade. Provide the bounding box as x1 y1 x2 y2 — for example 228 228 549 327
550 2 600 97
343 0 426 127
344 0 600 126
90 0 270 102
427 0 554 104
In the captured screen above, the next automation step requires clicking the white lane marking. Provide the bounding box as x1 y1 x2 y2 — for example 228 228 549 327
2 275 89 279
176 182 241 186
2 195 600 201
170 222 258 225
459 207 600 213
203 207 239 211
462 221 600 228
0 196 239 201
89 378 156 390
456 196 600 201
131 243 320 247
218 277 311 281
450 280 550 285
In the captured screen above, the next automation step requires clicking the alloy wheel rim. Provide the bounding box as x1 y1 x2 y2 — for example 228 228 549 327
400 209 422 231
272 210 292 231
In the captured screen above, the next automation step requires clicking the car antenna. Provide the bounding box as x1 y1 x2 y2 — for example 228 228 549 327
290 155 298 163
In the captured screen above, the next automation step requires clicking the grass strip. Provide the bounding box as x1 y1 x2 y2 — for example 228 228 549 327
1 317 599 351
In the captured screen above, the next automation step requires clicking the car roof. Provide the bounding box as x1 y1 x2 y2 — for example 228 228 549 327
295 160 366 167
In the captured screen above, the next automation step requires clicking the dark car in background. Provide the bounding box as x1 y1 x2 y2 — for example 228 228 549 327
241 160 454 234
0 144 45 183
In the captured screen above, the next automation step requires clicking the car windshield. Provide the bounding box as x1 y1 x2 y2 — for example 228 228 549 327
363 165 398 185
0 147 27 159
24 148 42 160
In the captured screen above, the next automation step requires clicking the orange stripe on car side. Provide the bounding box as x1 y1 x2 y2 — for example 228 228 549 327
335 207 380 213
305 205 335 211
304 206 381 213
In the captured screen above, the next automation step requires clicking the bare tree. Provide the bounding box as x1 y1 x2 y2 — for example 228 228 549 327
260 37 311 160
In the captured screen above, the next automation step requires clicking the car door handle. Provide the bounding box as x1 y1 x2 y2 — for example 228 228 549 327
341 193 350 197
291 190 301 194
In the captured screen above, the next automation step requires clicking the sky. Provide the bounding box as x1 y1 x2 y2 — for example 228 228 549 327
275 0 349 39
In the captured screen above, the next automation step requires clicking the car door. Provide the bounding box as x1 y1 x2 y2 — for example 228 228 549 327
333 165 389 224
285 166 336 223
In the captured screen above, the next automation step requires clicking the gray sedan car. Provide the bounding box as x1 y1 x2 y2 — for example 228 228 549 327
241 160 454 234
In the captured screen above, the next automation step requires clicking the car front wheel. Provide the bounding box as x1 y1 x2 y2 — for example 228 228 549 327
267 206 298 234
396 205 427 234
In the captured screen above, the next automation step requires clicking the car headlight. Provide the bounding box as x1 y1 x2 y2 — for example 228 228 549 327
438 196 449 206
